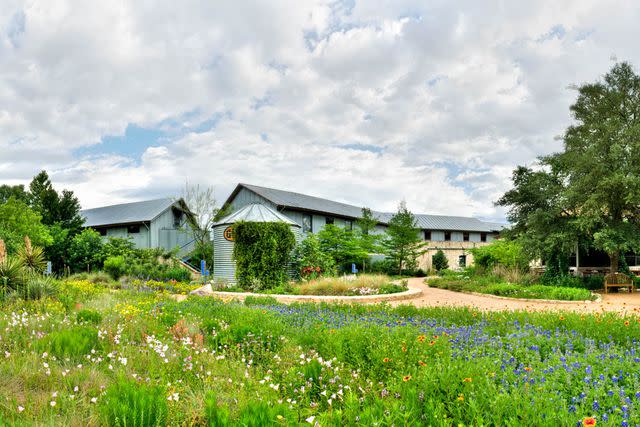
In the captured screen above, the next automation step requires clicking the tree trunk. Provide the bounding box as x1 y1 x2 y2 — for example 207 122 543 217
610 251 619 273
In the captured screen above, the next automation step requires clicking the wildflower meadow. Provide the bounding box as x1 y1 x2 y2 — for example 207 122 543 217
1 280 640 426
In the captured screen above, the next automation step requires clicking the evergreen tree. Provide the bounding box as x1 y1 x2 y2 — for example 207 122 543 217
383 201 425 275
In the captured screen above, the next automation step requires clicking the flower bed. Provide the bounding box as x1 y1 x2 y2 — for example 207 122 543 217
2 290 640 424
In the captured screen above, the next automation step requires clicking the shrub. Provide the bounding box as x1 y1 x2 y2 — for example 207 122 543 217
38 326 100 360
368 258 396 276
103 256 127 280
162 267 192 282
291 234 336 280
17 275 58 300
432 250 449 271
100 380 168 427
233 221 297 290
76 308 103 324
470 240 529 271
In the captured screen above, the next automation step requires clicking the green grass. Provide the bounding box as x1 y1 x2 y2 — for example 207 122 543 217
1 277 639 425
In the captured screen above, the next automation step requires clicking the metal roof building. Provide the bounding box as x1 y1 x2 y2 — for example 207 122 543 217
80 198 196 254
224 183 506 234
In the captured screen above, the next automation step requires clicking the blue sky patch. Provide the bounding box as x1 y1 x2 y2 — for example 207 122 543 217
75 124 167 161
339 143 384 154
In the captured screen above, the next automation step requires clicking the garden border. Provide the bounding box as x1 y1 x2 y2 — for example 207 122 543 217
431 286 601 304
190 283 423 303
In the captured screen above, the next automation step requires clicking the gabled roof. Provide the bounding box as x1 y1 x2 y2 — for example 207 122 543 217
235 183 367 219
81 198 178 227
226 183 507 233
214 203 300 227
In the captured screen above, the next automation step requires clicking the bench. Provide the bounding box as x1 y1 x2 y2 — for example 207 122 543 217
604 272 635 293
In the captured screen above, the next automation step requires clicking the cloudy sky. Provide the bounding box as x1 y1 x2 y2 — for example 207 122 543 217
2 1 639 221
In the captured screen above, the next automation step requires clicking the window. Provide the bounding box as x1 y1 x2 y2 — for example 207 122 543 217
444 231 451 241
127 225 140 234
459 254 467 268
463 232 470 242
96 228 107 236
424 230 431 241
480 233 487 242
346 220 353 230
302 214 312 233
173 211 183 227
325 217 335 225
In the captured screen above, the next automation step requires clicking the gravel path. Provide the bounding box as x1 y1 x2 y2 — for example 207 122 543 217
393 278 640 315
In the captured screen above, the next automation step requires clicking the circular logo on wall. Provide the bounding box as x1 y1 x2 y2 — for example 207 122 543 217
223 226 235 241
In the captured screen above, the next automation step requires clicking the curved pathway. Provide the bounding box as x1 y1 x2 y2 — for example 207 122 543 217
393 278 640 315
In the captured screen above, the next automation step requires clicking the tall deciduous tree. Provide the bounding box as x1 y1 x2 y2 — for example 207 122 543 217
0 184 29 204
0 197 53 253
179 182 225 269
498 62 640 272
383 201 425 275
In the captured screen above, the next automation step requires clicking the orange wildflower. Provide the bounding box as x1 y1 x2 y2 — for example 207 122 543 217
624 320 630 327
417 335 426 343
559 316 565 321
418 360 427 367
457 394 464 401
383 358 391 363
524 367 532 372
582 417 596 426
462 377 472 383
403 375 412 382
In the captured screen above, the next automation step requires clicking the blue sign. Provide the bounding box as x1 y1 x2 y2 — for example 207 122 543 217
351 263 358 274
200 260 206 276
45 261 52 275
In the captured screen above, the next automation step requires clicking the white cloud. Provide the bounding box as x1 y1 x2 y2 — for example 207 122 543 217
1 0 640 221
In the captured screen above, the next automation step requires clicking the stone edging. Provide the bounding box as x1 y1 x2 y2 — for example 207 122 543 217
190 284 423 304
426 285 601 304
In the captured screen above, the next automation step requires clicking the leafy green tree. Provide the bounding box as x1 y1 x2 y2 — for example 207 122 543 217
317 224 369 271
0 197 53 253
0 184 29 204
382 201 425 275
431 250 449 272
357 207 378 235
68 229 104 272
498 62 640 272
101 237 136 259
356 207 382 272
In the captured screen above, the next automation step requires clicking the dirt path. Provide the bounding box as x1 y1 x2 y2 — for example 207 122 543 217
392 278 640 315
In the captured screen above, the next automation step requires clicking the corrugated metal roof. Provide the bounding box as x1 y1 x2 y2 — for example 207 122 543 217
214 203 300 227
240 183 366 219
81 198 176 227
233 184 507 232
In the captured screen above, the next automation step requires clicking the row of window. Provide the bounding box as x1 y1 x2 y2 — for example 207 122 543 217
424 230 488 242
301 214 353 233
300 214 490 243
94 225 141 236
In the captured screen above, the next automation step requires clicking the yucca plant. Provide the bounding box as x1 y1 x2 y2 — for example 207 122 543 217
17 236 47 273
0 239 25 296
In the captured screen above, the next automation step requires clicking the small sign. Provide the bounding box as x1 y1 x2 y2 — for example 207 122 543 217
223 226 235 241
